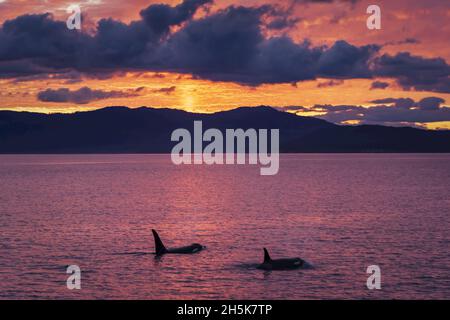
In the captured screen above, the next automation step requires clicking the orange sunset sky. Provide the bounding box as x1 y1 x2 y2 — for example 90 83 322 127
0 0 449 129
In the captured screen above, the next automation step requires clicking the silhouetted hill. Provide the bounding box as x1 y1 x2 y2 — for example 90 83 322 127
0 106 449 153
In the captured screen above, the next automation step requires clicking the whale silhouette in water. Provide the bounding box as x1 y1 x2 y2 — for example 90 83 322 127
152 229 204 255
257 248 305 270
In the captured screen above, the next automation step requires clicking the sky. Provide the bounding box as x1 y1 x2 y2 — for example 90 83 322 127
0 0 449 129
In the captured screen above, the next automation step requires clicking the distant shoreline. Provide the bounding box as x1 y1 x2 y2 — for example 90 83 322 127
1 152 450 155
1 106 450 153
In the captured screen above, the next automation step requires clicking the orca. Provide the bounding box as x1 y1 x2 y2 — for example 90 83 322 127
152 229 204 255
257 248 304 270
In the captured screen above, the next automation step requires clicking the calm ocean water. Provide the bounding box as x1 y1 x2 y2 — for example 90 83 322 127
0 154 449 299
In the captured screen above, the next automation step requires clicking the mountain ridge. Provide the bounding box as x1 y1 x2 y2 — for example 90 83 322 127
0 106 449 153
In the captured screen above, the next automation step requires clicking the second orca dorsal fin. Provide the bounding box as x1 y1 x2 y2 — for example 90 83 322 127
152 229 167 255
263 248 272 263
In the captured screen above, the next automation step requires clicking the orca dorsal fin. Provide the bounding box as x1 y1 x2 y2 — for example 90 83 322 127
152 229 167 255
263 248 272 263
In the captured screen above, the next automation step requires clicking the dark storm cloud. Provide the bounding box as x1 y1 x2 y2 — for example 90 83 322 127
37 87 139 104
0 60 52 78
373 52 450 93
140 0 213 35
291 0 360 4
154 6 379 85
275 106 310 112
0 13 90 67
370 81 389 90
266 16 301 30
9 70 85 84
370 97 445 111
278 97 449 126
370 98 415 109
288 0 361 10
317 40 378 78
317 104 450 125
152 86 176 94
0 0 449 91
416 97 445 110
317 79 343 88
384 38 420 46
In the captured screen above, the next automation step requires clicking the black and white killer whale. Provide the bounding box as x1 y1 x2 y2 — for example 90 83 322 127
257 248 305 270
152 230 305 270
152 229 204 255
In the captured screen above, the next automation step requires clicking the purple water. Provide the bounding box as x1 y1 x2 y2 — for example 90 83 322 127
0 154 449 299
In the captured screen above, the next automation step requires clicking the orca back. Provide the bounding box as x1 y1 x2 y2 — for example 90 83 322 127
259 248 304 270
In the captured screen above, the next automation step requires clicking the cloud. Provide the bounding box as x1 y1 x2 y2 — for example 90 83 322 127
152 86 176 94
416 97 445 110
279 96 449 126
37 87 139 104
317 40 378 78
318 105 450 126
0 13 89 66
384 38 420 47
291 0 360 4
0 1 448 92
140 0 213 35
275 106 310 112
370 97 446 111
370 97 415 109
317 79 343 88
156 8 379 85
370 81 389 90
266 16 301 30
288 0 361 11
373 52 450 93
0 60 53 78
